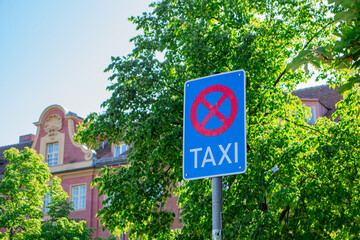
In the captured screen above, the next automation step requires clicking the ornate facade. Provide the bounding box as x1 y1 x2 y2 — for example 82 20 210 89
0 105 128 239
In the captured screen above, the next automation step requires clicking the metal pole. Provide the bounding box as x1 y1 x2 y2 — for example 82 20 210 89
212 176 223 240
211 71 223 240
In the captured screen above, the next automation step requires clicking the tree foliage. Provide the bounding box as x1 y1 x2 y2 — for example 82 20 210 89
0 148 96 240
75 0 360 239
288 0 360 93
329 0 360 93
0 147 50 240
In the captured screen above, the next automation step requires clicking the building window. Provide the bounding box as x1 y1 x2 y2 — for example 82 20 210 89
104 194 112 206
47 142 59 166
114 144 127 157
72 185 86 210
308 106 316 123
43 192 51 213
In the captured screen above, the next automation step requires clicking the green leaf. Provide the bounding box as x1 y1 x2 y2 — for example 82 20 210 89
304 63 310 74
310 60 321 69
334 10 356 23
316 47 327 55
327 0 344 7
297 49 312 58
287 58 307 72
338 82 352 94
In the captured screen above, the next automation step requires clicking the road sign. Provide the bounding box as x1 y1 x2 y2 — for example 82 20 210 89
183 70 246 180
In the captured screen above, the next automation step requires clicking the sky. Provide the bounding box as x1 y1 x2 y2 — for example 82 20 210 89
0 1 324 147
0 0 154 146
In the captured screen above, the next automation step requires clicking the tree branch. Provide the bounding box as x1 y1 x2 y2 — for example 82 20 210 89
273 21 334 88
214 52 233 72
164 82 183 96
279 205 290 222
283 117 322 134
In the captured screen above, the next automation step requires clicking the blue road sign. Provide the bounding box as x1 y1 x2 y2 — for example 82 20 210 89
183 70 246 180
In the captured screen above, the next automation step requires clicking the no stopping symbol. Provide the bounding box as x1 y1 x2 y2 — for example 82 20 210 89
190 85 238 136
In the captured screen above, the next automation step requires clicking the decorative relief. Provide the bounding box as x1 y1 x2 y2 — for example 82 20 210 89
44 114 63 139
67 119 93 161
84 151 93 160
68 119 75 136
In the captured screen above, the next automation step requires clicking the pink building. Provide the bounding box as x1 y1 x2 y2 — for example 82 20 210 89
0 104 130 239
0 85 342 238
293 85 342 123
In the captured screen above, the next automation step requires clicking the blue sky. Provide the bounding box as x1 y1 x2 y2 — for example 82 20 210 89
0 1 323 147
0 0 153 146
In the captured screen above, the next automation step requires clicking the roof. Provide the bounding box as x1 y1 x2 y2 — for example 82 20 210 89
293 85 342 118
0 141 33 174
93 150 129 168
95 141 112 159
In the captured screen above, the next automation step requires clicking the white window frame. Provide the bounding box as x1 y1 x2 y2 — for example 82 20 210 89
43 192 51 213
72 185 86 210
114 144 127 157
47 142 59 167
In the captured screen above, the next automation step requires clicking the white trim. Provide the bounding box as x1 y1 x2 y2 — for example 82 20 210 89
114 144 127 157
47 142 59 167
71 184 86 210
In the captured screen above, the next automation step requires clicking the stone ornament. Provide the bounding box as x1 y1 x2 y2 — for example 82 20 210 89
44 114 63 138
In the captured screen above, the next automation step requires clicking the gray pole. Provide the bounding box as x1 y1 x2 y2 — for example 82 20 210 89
210 72 223 240
212 176 223 240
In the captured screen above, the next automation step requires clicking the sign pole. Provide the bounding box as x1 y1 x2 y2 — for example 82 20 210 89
212 176 223 240
210 72 222 240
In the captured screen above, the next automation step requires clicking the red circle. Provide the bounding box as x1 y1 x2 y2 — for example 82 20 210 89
191 85 238 136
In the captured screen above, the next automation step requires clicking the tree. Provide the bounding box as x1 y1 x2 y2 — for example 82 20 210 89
323 0 360 93
0 147 50 239
288 0 360 93
40 177 95 240
75 0 360 239
0 148 97 240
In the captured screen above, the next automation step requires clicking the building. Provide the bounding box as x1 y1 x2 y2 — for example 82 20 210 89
0 85 341 238
0 104 130 239
293 85 342 123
